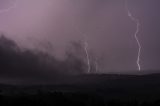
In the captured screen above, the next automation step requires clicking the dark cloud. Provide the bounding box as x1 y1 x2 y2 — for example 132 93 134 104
0 0 160 73
0 34 90 83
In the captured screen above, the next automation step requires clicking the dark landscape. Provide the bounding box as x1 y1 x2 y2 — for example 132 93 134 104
0 32 160 106
0 0 160 106
0 74 160 106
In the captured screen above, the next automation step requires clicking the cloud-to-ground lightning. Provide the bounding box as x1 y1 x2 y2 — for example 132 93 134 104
83 34 91 73
74 27 91 73
0 0 17 14
94 57 98 73
125 0 141 71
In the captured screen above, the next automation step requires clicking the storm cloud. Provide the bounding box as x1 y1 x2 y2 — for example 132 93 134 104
0 0 160 73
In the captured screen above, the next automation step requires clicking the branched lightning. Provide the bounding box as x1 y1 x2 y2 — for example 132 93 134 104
125 0 141 71
0 0 17 14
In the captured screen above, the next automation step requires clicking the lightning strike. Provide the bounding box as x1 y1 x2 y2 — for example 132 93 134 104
125 0 141 71
0 0 17 14
83 34 91 73
74 27 91 73
94 57 98 73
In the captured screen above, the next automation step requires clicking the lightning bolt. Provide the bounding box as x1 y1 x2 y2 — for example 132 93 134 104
94 57 98 73
74 26 91 73
83 34 91 73
125 0 141 71
0 0 17 14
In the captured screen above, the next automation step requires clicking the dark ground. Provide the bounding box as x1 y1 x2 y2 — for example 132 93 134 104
0 74 160 106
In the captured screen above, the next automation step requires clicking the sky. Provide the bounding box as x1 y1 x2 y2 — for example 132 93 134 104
0 0 160 73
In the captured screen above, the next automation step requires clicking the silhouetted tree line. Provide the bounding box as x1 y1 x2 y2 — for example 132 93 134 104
0 91 160 106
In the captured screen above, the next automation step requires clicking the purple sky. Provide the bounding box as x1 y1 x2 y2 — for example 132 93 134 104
0 0 160 73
